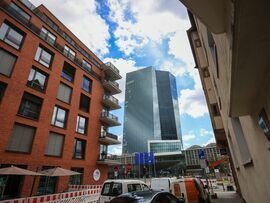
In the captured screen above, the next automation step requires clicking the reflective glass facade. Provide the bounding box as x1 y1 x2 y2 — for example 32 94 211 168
149 140 182 154
123 67 182 153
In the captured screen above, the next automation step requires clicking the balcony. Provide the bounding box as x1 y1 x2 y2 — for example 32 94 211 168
103 80 121 95
99 131 121 145
102 95 121 110
97 153 121 165
102 62 122 80
100 111 121 127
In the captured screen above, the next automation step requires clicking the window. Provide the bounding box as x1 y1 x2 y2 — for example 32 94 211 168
82 76 92 93
9 3 30 22
127 184 142 192
0 82 7 103
6 123 35 153
0 23 24 49
35 46 53 68
57 83 72 103
51 106 68 128
76 115 87 134
45 132 64 157
203 68 210 78
37 166 56 195
231 117 252 166
69 168 83 185
82 60 91 72
73 139 86 159
211 103 220 117
18 92 43 120
27 67 48 91
99 144 108 160
61 62 76 82
63 45 76 61
101 182 122 196
79 94 90 112
0 49 16 77
40 27 56 45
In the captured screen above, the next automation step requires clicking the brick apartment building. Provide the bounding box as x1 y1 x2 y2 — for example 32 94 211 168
0 0 121 199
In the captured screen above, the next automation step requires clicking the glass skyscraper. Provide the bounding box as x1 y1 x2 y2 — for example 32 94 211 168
122 67 182 153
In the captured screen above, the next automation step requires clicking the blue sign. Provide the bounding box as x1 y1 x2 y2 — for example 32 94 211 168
140 152 144 165
144 152 149 166
150 152 154 165
198 149 205 159
135 153 139 165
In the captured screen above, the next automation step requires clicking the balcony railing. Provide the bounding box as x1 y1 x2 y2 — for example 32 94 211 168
100 131 118 140
101 111 118 122
0 0 101 80
103 62 120 74
103 80 119 88
103 95 119 104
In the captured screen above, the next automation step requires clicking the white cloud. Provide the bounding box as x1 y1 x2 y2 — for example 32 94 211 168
200 128 214 137
161 61 186 77
203 137 216 146
182 133 196 142
103 57 141 102
108 144 122 155
31 0 110 57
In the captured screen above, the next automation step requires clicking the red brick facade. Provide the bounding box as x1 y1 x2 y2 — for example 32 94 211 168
0 0 120 198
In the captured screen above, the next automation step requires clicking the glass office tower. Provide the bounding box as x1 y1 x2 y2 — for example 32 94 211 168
122 67 182 153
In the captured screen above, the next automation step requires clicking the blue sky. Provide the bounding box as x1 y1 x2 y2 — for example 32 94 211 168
32 0 216 154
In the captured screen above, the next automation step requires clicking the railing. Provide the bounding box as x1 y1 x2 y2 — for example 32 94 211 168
101 111 118 122
19 0 102 69
0 0 101 80
103 95 119 105
103 62 120 74
100 131 118 140
103 80 119 88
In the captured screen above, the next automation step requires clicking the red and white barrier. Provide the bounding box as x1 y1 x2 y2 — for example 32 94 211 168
68 185 102 191
0 186 102 203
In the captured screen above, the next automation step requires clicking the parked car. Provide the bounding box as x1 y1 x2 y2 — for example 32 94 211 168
99 179 150 203
109 190 185 203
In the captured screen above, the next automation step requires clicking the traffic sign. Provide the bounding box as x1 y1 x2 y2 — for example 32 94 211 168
198 149 205 159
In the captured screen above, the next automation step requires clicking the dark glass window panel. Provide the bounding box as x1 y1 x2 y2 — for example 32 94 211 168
63 45 76 61
0 82 7 103
76 115 87 134
0 49 16 77
27 68 48 91
73 139 86 159
82 60 91 72
0 23 24 49
51 106 67 128
10 3 30 22
40 27 56 45
79 94 90 112
18 92 43 119
35 46 53 68
69 168 83 185
82 76 92 93
61 62 76 82
37 166 56 195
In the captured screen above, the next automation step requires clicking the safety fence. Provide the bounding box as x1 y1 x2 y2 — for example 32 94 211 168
0 186 102 203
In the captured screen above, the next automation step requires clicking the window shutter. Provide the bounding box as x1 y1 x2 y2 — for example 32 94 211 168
57 83 71 103
46 132 64 156
0 49 16 76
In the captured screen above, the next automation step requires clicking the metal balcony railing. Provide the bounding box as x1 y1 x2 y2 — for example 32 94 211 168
101 111 118 122
100 131 118 140
104 62 120 74
103 95 119 105
0 0 101 80
103 80 119 88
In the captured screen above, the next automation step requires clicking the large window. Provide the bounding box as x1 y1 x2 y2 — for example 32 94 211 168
0 22 24 49
0 82 7 103
69 168 83 185
63 45 76 61
61 62 76 82
18 92 43 120
45 132 64 157
51 106 68 128
79 94 90 112
73 139 86 159
6 123 35 153
9 3 30 22
27 67 48 92
37 166 56 195
0 49 16 77
76 115 87 134
40 27 56 45
57 83 72 103
35 46 53 68
82 60 91 72
82 76 92 93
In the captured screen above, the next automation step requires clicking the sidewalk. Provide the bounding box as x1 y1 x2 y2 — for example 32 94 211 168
210 191 244 203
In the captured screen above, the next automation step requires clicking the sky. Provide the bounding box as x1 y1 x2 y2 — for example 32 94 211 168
31 0 216 154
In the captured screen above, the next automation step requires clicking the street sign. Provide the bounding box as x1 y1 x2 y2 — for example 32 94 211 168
198 149 205 159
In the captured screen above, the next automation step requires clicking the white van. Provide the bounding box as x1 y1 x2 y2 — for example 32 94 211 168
99 179 150 203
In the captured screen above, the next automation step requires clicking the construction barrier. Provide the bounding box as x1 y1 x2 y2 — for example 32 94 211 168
68 185 102 191
0 186 102 203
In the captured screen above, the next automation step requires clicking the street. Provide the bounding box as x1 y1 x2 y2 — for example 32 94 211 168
211 191 244 203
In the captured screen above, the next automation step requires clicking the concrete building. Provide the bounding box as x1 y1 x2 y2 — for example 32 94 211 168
183 143 221 175
182 0 270 202
0 0 121 199
122 67 182 153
